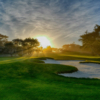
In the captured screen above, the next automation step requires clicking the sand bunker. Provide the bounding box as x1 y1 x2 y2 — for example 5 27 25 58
43 59 100 79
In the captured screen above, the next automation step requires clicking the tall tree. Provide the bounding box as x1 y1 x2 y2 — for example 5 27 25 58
12 39 23 47
79 24 100 55
43 46 52 53
62 43 81 52
12 38 40 56
23 38 40 55
12 39 24 56
4 42 15 56
0 33 8 47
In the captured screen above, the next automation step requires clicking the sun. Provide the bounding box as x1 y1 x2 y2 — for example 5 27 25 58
36 36 52 48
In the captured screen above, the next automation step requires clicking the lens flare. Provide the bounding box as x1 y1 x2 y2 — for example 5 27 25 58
36 36 52 48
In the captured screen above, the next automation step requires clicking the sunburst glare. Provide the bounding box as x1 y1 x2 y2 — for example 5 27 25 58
36 36 52 48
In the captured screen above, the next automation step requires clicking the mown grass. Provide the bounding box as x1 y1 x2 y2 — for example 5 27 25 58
0 52 100 100
0 57 79 100
37 52 100 62
80 60 100 64
58 52 100 64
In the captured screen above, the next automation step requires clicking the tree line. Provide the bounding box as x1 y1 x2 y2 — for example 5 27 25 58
0 24 100 56
60 24 100 55
0 36 40 56
79 24 100 55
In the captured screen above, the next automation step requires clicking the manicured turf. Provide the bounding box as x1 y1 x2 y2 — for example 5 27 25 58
0 57 79 100
80 60 100 64
0 53 100 100
38 52 100 61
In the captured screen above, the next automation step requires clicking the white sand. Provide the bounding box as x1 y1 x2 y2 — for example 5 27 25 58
43 59 100 79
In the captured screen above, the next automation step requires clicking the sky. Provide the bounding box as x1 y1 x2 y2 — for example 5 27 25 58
0 0 100 48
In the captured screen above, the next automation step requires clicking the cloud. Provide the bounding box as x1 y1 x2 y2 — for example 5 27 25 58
0 0 100 47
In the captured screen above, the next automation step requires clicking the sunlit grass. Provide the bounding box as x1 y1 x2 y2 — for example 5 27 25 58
0 57 27 64
59 54 100 58
38 52 100 61
1 51 100 63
